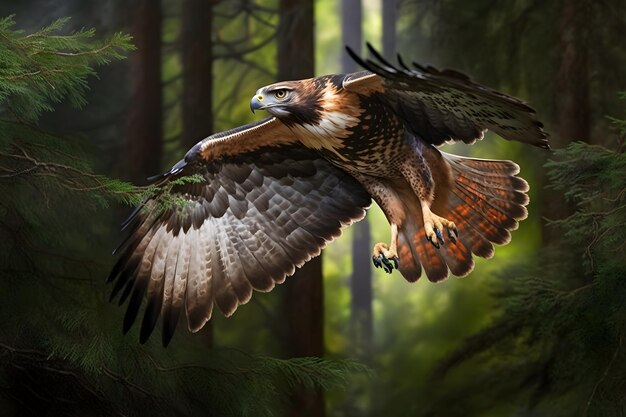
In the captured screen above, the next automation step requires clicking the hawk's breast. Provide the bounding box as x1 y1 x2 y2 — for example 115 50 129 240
290 84 408 175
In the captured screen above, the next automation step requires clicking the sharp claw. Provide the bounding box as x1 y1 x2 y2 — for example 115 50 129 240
453 226 459 237
381 257 393 273
447 228 457 244
435 228 445 245
372 251 399 273
426 235 440 249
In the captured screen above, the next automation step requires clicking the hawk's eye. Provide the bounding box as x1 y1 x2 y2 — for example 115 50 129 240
273 89 288 99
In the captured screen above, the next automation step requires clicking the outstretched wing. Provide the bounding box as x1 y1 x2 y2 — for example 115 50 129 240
109 117 371 346
344 43 549 148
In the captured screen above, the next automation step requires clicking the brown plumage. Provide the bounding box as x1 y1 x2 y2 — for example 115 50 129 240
109 44 549 345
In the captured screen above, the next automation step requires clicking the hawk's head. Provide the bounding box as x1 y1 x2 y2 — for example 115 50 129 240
250 79 324 126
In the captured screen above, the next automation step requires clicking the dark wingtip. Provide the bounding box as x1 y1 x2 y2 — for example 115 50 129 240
107 259 123 284
346 45 382 73
397 53 410 71
162 332 173 347
120 203 145 231
139 296 162 344
146 158 188 183
346 44 389 75
112 233 133 255
161 308 180 347
118 278 135 306
122 284 147 335
345 45 361 64
122 312 136 335
412 61 428 72
139 321 154 344
122 289 142 335
366 42 395 69
147 172 168 182
162 322 175 347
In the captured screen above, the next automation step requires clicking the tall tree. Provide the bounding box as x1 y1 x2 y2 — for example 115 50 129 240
181 0 213 150
277 1 323 416
342 0 373 360
542 0 592 243
553 0 591 148
341 0 361 72
382 0 397 58
126 0 162 184
181 0 215 346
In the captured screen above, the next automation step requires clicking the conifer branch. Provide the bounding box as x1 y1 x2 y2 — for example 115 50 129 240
585 335 622 416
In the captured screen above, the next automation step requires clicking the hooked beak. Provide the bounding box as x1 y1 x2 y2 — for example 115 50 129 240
250 95 265 113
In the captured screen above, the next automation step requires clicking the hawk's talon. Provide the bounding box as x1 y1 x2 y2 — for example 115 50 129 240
426 235 440 249
372 254 398 274
447 228 457 244
372 242 400 274
423 209 456 250
381 256 394 273
435 228 445 245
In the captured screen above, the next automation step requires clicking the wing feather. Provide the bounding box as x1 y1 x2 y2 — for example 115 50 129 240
160 233 181 345
109 118 371 345
139 229 170 343
185 226 213 331
344 43 549 148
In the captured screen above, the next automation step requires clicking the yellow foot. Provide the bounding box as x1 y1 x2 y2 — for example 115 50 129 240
372 242 399 274
423 211 458 249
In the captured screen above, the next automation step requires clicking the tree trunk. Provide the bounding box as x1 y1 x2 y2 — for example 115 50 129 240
181 0 214 346
554 0 591 148
543 0 591 243
277 1 323 417
382 0 397 59
350 219 372 356
125 0 162 184
278 0 315 80
342 0 373 360
181 0 213 149
341 0 361 73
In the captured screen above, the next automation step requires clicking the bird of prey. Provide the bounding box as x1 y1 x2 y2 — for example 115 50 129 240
109 44 549 346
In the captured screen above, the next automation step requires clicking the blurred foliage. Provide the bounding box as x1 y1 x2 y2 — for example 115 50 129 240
400 0 626 146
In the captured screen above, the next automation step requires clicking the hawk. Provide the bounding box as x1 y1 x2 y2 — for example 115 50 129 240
109 44 549 346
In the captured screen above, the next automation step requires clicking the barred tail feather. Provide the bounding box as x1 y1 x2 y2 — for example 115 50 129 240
397 152 529 283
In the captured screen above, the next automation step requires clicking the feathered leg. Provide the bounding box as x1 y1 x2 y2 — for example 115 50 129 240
400 148 458 248
353 174 403 273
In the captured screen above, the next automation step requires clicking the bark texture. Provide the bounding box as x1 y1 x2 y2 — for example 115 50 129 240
181 0 213 150
126 0 162 184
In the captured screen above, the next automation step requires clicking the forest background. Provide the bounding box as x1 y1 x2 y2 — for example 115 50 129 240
0 0 625 416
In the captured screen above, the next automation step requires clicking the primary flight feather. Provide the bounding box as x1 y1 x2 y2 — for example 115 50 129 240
109 44 549 346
